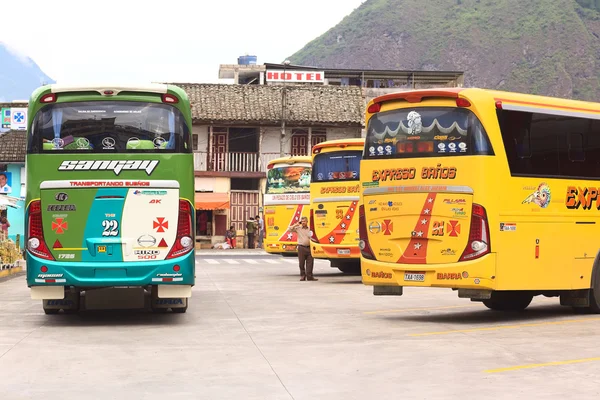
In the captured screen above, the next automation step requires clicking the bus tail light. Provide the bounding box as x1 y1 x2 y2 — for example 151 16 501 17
456 98 471 108
40 93 57 103
162 94 179 104
166 200 194 259
27 201 54 260
358 205 375 260
367 103 381 113
309 209 318 243
459 203 491 261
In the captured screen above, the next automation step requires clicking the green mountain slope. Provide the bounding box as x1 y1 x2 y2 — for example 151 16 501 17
289 0 600 101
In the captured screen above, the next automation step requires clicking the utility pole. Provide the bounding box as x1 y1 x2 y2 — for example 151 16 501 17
280 60 291 157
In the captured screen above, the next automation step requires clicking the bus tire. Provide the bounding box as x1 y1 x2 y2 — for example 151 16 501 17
483 291 533 312
43 308 59 315
172 306 187 313
588 250 600 313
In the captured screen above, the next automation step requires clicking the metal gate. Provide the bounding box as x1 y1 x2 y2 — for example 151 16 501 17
230 190 260 233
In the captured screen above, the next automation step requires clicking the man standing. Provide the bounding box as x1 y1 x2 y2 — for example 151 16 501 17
287 216 317 281
256 214 264 249
246 217 256 249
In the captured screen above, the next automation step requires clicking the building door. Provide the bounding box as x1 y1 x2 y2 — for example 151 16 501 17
291 134 307 156
230 190 260 234
291 129 327 155
311 133 326 149
211 131 228 171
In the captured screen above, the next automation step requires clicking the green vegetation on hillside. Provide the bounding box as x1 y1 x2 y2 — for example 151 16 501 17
289 0 600 101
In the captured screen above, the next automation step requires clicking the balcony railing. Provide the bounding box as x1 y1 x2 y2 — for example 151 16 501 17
193 152 286 173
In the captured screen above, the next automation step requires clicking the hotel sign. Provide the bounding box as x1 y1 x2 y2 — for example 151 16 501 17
266 70 325 83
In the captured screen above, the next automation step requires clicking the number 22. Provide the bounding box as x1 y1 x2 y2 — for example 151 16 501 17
102 220 119 236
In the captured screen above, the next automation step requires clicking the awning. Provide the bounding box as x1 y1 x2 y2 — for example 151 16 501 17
195 192 230 210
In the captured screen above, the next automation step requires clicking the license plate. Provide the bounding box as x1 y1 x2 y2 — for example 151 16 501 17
337 249 351 255
98 245 107 253
404 272 425 282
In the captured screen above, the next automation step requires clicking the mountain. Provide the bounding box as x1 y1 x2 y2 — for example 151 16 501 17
289 0 600 101
0 43 54 102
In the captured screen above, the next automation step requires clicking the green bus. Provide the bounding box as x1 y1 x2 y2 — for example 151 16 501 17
25 84 195 314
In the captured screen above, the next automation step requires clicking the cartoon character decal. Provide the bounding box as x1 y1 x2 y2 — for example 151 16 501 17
298 171 311 186
406 111 423 135
522 183 551 208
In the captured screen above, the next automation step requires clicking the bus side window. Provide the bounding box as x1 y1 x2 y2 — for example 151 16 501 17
567 132 585 162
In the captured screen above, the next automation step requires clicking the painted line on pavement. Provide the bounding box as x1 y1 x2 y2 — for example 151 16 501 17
409 317 600 337
485 357 600 373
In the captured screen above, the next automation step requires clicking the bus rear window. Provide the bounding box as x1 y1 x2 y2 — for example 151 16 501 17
365 107 493 159
266 166 311 194
312 150 361 182
28 101 191 153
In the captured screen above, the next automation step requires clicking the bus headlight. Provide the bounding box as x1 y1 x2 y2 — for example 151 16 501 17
359 240 366 250
180 236 193 248
28 238 40 250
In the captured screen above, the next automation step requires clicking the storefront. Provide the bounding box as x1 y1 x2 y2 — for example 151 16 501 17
194 192 230 248
0 130 27 247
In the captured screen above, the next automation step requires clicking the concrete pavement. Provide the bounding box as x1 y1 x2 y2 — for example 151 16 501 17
1 255 600 399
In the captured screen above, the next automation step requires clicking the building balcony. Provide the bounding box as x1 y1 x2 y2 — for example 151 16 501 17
193 151 284 173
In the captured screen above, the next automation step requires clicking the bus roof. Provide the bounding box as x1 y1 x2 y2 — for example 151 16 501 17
368 87 600 118
312 138 365 155
267 155 312 169
49 83 169 95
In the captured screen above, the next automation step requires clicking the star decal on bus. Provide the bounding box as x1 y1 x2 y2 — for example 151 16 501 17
153 217 169 233
428 198 433 203
414 243 422 250
51 218 68 234
287 233 293 240
329 236 335 243
421 219 428 225
341 223 347 229
416 231 423 237
424 209 430 214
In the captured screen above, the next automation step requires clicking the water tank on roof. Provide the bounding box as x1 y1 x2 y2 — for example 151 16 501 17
238 55 257 65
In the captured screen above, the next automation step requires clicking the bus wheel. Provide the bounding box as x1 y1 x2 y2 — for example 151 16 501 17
483 291 533 311
588 273 600 313
43 308 59 315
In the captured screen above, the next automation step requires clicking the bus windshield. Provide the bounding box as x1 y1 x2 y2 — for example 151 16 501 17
365 107 493 159
28 101 191 153
312 150 361 182
266 165 311 194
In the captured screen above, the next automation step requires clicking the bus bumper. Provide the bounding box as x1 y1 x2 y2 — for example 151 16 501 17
311 242 360 260
26 250 195 296
360 253 497 291
265 242 298 254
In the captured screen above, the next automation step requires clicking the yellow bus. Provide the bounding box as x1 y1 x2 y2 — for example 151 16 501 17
309 138 364 273
264 156 312 255
359 87 600 312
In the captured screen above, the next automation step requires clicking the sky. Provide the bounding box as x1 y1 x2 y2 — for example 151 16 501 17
0 0 366 84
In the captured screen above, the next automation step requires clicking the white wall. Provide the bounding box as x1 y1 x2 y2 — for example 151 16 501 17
262 127 284 154
327 127 362 140
195 177 215 191
193 125 209 152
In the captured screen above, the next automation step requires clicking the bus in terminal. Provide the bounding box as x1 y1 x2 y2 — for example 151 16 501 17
309 138 364 273
359 87 600 313
25 84 195 314
264 156 312 255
